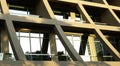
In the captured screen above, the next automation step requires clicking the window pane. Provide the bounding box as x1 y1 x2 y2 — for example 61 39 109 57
31 38 40 52
73 41 80 53
20 32 29 36
30 33 39 37
20 37 30 53
55 35 59 39
40 34 43 37
9 43 13 54
48 43 51 54
73 36 80 40
56 39 65 53
69 39 73 44
67 36 72 40
16 32 19 36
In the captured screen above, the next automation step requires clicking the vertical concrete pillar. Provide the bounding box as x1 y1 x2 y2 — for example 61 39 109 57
41 33 50 54
49 33 58 61
0 0 9 60
88 35 98 61
79 34 89 55
1 29 9 60
70 12 76 21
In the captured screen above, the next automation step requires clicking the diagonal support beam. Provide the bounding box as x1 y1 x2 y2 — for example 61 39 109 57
36 0 55 19
54 24 87 66
0 0 9 14
4 19 26 60
95 28 120 61
77 0 120 60
0 0 26 60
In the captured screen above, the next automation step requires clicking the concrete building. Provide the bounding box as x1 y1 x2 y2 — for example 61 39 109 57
0 0 120 66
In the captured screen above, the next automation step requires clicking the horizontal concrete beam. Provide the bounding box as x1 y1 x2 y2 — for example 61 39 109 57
81 1 108 8
0 15 120 32
0 61 120 66
48 0 78 4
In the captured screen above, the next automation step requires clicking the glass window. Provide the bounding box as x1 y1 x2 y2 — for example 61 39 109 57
73 41 80 53
20 37 30 53
56 39 65 53
30 33 39 37
67 36 72 40
31 38 40 52
73 36 80 40
20 32 29 36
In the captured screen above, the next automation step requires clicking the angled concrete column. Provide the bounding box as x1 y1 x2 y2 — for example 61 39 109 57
88 35 98 61
54 24 87 66
77 0 120 60
103 0 120 24
4 19 26 60
79 34 89 55
0 0 9 14
95 29 120 61
36 0 55 19
49 33 58 61
41 33 50 53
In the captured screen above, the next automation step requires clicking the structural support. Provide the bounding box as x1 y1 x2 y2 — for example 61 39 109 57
41 33 50 54
4 19 26 60
103 0 120 24
95 28 120 61
49 33 58 61
70 12 76 21
79 34 89 55
36 0 55 19
54 24 87 66
77 0 120 60
1 28 9 60
0 0 9 14
88 35 98 61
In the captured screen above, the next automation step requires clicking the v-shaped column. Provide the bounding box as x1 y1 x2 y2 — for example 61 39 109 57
77 0 120 60
0 0 26 60
54 24 87 66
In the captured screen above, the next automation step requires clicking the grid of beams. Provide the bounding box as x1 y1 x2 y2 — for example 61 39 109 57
0 0 120 66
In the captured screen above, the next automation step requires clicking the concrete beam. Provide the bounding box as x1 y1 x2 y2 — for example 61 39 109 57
49 33 58 61
0 61 120 66
81 1 107 8
70 12 76 21
88 35 98 61
51 0 78 4
36 0 55 19
0 28 9 60
41 33 50 53
0 15 120 32
0 0 9 14
54 24 87 66
95 28 120 61
103 0 120 24
79 34 89 55
4 19 26 60
77 0 120 60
